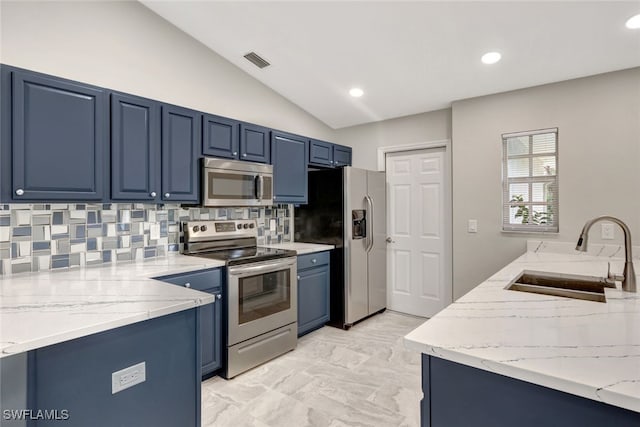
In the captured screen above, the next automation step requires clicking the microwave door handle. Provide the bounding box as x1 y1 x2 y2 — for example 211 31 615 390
254 175 261 200
257 175 264 200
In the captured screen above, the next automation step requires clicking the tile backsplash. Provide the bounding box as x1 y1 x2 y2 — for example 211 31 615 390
0 203 292 275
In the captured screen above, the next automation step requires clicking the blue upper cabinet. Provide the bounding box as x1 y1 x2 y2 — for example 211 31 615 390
111 93 161 201
202 114 239 159
7 68 107 201
240 123 271 164
271 131 308 204
333 144 352 167
162 105 200 203
309 139 334 167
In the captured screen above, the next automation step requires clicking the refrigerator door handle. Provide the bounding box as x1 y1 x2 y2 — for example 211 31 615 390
365 195 374 252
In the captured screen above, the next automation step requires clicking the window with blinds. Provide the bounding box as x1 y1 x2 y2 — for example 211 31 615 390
502 128 558 232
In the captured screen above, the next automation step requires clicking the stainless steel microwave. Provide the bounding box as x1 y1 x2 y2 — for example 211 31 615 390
202 158 273 207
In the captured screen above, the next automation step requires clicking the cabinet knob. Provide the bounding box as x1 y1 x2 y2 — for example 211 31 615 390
184 282 191 288
15 189 24 196
164 193 170 198
242 153 247 157
150 191 157 197
311 258 317 263
297 275 300 280
216 294 222 300
233 151 238 156
330 161 334 164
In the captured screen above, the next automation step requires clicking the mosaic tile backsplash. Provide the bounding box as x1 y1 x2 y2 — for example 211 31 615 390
0 203 293 275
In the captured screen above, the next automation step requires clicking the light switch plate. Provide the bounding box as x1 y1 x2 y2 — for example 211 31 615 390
468 219 478 233
601 223 615 240
112 361 146 394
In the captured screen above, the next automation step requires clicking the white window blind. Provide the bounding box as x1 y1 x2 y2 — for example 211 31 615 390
502 128 558 232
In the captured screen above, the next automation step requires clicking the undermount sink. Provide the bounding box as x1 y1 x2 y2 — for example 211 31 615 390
506 270 615 303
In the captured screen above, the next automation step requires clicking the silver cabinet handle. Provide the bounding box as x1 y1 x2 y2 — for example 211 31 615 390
297 275 300 280
242 153 247 157
15 189 24 196
164 193 170 198
216 294 222 300
184 282 191 288
233 151 238 156
311 259 317 264
150 192 157 197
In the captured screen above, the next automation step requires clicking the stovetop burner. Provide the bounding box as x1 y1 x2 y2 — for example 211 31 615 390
182 220 297 266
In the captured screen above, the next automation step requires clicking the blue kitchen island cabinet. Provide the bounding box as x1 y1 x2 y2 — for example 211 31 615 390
28 308 202 427
161 104 201 203
156 268 223 377
2 67 108 201
297 251 330 336
421 355 640 427
110 92 161 202
271 131 308 204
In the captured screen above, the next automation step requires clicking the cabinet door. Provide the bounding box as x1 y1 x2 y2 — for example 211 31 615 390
333 144 352 167
297 264 330 336
161 105 200 203
240 123 271 163
11 70 107 200
309 139 334 167
202 114 239 159
201 290 222 376
271 131 308 204
111 93 160 201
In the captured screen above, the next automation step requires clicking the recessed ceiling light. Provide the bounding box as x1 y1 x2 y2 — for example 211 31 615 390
481 52 502 65
626 13 640 29
349 88 364 98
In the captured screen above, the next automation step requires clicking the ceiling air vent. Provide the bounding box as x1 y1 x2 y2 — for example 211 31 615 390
244 52 270 69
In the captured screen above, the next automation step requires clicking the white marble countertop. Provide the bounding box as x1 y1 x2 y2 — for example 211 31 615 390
260 242 334 255
0 255 226 358
405 240 640 413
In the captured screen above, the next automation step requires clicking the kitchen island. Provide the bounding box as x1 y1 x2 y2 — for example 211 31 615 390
405 241 640 426
1 255 224 427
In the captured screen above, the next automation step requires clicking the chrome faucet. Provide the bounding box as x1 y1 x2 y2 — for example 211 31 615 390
575 216 636 292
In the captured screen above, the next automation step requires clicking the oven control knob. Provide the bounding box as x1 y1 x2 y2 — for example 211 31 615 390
200 225 208 232
249 223 255 229
237 224 242 230
192 226 200 233
243 223 249 229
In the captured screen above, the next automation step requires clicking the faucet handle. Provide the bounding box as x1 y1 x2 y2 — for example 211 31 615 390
606 262 624 286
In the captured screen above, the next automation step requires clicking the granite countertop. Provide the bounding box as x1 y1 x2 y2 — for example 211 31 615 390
0 255 226 358
404 240 640 413
259 242 334 255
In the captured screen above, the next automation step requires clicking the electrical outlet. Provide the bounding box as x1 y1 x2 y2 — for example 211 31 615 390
112 362 146 394
468 219 478 233
601 223 615 240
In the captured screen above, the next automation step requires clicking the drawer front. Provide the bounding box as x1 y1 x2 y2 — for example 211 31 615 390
297 251 330 270
157 268 222 292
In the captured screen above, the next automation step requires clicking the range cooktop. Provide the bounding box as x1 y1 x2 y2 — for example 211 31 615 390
186 246 297 266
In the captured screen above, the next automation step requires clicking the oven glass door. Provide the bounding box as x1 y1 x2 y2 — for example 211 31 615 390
207 171 257 200
228 258 297 345
239 269 290 324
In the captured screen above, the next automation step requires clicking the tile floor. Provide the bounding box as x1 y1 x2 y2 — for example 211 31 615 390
201 311 426 427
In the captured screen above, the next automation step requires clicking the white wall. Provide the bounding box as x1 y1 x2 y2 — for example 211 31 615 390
334 109 451 170
0 0 334 141
452 67 640 299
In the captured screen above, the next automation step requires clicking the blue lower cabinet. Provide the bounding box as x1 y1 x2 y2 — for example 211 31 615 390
156 268 222 376
271 131 308 204
297 252 330 336
28 309 200 427
421 355 640 427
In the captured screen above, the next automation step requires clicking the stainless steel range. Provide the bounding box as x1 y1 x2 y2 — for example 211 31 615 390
183 219 298 379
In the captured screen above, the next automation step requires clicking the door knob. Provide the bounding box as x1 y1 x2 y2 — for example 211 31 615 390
386 237 394 243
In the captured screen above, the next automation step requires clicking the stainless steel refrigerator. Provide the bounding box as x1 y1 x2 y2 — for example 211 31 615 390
295 167 386 329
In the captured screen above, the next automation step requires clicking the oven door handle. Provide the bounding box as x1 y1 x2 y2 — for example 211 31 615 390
228 258 296 277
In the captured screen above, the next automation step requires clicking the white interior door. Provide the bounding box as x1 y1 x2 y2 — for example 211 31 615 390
386 148 450 317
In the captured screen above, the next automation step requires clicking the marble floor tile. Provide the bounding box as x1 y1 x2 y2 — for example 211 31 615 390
201 310 426 427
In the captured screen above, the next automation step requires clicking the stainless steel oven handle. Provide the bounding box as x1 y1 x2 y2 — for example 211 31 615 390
228 258 296 276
